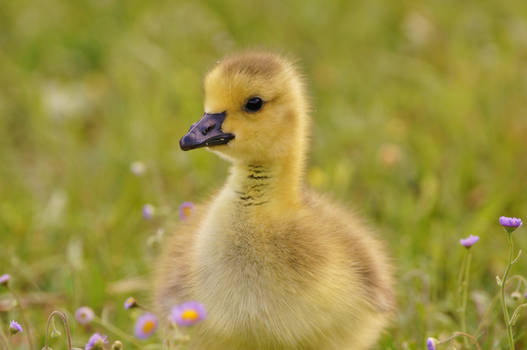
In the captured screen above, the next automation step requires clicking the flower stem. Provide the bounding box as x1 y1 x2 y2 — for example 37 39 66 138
508 274 527 289
499 232 515 350
509 303 527 326
7 286 34 350
44 311 73 350
460 250 472 347
437 331 482 350
457 249 468 291
92 316 144 348
475 292 500 337
0 325 13 350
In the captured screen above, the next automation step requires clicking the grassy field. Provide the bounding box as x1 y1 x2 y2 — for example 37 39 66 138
1 0 527 349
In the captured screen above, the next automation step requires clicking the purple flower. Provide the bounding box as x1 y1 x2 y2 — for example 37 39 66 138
76 306 95 325
500 216 523 233
124 296 138 310
460 235 480 248
134 313 158 340
524 292 527 299
85 333 108 350
171 301 206 327
0 274 11 286
179 202 194 221
9 321 23 335
426 337 437 350
142 204 155 220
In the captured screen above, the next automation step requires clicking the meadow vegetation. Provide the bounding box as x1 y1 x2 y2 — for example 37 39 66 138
1 0 527 349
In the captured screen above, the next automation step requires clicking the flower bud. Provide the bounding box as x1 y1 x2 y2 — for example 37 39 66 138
0 274 11 287
9 321 23 335
124 297 138 310
142 204 155 220
111 340 123 350
426 337 438 350
511 291 522 301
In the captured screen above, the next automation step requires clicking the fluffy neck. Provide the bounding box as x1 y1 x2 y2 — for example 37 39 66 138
226 153 305 213
224 107 309 214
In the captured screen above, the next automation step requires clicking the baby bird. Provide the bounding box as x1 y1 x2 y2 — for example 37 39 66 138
155 52 394 350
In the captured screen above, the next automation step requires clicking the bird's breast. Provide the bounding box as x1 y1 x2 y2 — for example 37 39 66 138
190 203 334 343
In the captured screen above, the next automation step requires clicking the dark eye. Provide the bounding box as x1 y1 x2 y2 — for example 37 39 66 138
244 97 264 113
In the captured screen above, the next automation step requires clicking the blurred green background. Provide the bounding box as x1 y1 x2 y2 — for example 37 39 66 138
1 0 527 349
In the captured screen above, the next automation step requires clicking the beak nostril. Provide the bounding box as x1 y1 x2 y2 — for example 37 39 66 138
202 124 215 135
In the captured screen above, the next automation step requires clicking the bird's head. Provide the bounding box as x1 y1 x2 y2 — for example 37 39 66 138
180 52 309 165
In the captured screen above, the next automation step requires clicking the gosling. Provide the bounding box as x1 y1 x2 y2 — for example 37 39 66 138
155 52 394 350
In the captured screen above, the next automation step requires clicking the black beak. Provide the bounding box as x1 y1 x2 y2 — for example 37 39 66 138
179 112 235 151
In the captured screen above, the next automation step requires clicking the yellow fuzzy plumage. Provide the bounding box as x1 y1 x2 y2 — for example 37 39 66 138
154 51 394 350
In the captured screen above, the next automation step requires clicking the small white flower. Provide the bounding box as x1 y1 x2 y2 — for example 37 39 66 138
130 161 146 176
